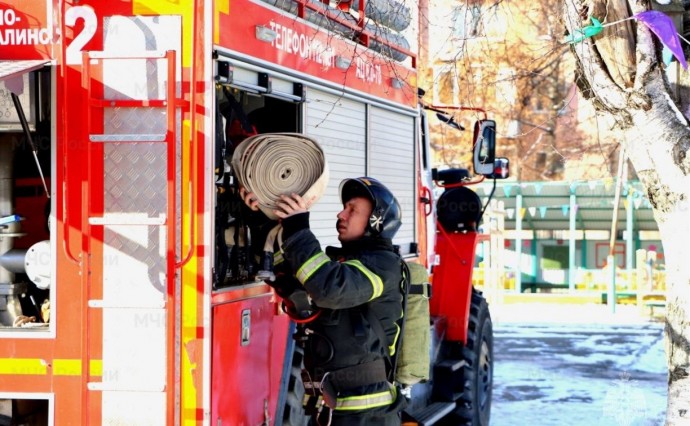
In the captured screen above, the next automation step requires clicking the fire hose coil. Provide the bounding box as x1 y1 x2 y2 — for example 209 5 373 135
231 133 329 220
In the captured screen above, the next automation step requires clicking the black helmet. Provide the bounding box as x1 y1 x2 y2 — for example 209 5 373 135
339 177 402 239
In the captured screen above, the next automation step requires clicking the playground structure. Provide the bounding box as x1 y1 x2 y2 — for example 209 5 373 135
472 253 667 319
468 180 666 317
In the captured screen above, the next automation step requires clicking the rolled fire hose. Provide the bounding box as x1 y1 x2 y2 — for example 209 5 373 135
231 133 329 280
231 133 329 220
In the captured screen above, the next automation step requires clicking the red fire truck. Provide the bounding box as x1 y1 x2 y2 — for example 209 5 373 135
0 0 508 424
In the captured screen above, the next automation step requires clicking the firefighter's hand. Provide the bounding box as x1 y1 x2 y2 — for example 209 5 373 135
274 193 315 219
239 187 259 211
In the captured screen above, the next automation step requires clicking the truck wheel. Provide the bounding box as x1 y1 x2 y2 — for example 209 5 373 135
281 345 309 426
457 288 493 426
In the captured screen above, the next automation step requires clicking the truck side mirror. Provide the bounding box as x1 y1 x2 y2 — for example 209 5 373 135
472 119 510 179
473 119 496 176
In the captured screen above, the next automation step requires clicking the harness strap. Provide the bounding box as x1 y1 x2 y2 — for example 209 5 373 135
328 358 388 391
365 259 410 382
303 359 388 393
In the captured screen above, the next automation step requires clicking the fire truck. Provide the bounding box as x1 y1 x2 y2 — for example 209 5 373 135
0 0 508 424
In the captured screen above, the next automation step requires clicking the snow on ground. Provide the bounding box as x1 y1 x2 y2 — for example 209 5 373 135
490 303 667 426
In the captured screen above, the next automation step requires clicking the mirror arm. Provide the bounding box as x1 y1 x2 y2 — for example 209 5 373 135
478 177 497 224
435 175 485 190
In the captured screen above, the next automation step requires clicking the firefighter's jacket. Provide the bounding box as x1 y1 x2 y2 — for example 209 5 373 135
280 213 403 401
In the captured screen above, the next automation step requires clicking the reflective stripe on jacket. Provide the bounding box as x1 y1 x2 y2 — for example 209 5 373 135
335 383 397 411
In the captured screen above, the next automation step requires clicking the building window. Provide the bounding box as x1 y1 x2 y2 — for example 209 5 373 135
452 5 483 39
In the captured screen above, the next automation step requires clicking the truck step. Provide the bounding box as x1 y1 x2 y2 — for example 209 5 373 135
436 359 466 372
405 402 456 426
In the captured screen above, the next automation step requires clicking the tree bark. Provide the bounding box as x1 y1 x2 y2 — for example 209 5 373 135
591 0 636 89
564 1 690 423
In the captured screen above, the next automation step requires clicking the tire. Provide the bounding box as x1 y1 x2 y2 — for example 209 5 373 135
280 344 310 426
456 288 493 426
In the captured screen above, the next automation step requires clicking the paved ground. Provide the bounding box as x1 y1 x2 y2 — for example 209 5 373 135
489 303 667 426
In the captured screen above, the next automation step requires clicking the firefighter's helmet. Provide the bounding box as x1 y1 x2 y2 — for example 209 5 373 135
339 177 402 239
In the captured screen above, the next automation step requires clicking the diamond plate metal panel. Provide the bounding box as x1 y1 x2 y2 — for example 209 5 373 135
104 143 167 216
104 106 167 136
102 143 167 302
90 133 166 142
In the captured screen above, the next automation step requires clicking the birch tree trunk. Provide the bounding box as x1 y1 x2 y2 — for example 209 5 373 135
563 1 690 423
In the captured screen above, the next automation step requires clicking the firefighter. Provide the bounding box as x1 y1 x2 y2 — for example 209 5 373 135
241 177 405 425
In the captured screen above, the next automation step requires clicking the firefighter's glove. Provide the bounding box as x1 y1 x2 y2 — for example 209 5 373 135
268 274 300 299
280 211 310 241
269 272 319 321
282 288 316 320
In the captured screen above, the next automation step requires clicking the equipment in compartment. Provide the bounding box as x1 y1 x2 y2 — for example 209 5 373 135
214 88 259 287
0 67 51 328
213 82 302 289
0 140 24 327
0 398 49 425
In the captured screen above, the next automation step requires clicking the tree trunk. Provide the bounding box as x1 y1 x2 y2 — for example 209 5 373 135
563 1 690 423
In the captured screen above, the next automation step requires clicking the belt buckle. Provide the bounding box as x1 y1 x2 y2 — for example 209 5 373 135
319 372 338 409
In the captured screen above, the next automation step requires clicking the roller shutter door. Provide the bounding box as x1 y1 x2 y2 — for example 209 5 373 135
304 89 366 247
368 106 416 255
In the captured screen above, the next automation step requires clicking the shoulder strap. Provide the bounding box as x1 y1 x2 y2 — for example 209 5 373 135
395 260 411 377
366 259 410 383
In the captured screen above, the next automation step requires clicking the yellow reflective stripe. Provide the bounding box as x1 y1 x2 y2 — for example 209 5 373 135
273 251 284 266
342 260 384 300
0 358 103 376
0 358 47 375
296 252 330 284
389 323 400 356
335 385 396 411
89 359 103 376
390 308 404 356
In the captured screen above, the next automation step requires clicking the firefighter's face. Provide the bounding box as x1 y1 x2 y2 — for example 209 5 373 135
336 197 373 242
